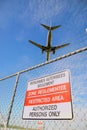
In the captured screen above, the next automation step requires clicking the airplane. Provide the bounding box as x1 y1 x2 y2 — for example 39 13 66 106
28 24 70 61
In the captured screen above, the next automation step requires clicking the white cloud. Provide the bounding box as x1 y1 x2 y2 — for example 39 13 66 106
85 28 87 33
30 0 67 22
0 0 68 29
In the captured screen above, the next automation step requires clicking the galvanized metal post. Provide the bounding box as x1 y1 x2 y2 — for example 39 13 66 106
0 112 7 130
6 73 20 127
0 46 87 129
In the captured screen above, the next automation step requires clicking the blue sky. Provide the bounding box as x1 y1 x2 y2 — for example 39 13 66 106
0 0 87 129
0 0 87 77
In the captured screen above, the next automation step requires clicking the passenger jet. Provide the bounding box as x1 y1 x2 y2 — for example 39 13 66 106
28 24 70 61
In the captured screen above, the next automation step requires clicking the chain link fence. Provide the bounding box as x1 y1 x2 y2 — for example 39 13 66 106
0 47 87 130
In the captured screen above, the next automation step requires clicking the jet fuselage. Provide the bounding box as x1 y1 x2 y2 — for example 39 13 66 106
46 30 52 52
28 24 70 61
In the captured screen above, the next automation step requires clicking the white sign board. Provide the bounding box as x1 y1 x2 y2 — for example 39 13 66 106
22 70 73 120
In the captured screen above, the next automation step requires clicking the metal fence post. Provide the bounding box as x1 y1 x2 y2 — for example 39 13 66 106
0 46 87 130
6 73 20 127
0 112 7 130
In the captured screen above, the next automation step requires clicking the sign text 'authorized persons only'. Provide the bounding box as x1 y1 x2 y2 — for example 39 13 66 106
22 70 73 120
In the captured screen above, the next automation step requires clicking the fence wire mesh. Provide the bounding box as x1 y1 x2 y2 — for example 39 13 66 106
0 48 87 130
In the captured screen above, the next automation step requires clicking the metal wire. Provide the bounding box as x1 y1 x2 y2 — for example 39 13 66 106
0 46 87 81
0 46 87 130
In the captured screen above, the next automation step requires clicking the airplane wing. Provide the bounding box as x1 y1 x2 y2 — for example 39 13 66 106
53 43 70 50
28 40 46 49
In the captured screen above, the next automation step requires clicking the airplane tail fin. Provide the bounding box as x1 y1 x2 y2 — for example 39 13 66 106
41 24 61 30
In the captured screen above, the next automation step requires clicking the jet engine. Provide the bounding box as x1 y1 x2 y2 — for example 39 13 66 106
42 49 45 54
53 50 55 54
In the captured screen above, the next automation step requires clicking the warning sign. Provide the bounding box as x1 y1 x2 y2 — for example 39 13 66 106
22 70 73 120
